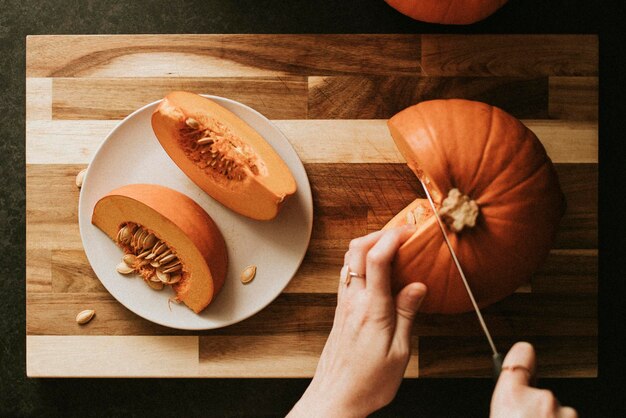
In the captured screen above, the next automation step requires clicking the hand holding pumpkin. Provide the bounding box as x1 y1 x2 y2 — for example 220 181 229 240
288 226 428 418
491 342 578 418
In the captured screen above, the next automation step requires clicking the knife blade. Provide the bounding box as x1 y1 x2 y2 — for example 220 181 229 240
419 179 503 379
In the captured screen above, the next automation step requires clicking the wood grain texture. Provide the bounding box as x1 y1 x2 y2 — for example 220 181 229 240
26 34 421 78
26 292 596 339
27 336 199 377
419 336 597 378
549 77 599 121
25 119 598 165
26 34 597 378
421 35 598 77
52 77 308 120
25 163 597 296
25 78 52 121
199 334 420 378
308 76 548 119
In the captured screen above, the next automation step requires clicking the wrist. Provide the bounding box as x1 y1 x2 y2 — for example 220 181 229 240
289 381 369 418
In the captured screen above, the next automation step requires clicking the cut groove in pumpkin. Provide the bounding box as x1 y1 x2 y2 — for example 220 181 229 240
152 91 297 220
92 184 228 313
384 99 565 314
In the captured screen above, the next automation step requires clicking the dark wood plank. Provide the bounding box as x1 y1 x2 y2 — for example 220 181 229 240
26 163 597 249
419 336 597 377
52 77 308 120
533 274 597 294
27 292 596 337
549 77 598 121
308 76 548 119
306 163 597 249
422 35 598 77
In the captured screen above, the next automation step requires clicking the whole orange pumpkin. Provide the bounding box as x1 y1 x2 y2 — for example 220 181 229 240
384 99 565 313
385 0 508 24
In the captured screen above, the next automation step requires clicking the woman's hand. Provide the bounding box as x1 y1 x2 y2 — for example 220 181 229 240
289 226 428 418
491 342 578 418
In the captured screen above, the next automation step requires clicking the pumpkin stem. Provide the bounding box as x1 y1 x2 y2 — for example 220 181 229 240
438 189 479 233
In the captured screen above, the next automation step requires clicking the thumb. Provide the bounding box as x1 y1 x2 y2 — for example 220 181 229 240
393 282 427 344
496 342 536 388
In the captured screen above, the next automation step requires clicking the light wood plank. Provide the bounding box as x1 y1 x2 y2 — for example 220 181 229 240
26 120 113 164
26 35 421 78
549 76 598 121
309 76 548 119
422 35 598 76
51 77 308 120
199 334 419 378
25 119 598 164
27 335 199 377
25 78 52 121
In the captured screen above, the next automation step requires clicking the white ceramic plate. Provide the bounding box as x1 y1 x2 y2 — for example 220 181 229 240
78 95 313 330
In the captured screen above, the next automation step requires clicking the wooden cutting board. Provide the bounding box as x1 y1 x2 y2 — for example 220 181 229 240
26 34 598 378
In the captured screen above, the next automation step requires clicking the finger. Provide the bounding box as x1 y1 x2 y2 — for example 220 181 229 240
337 263 349 301
393 282 427 345
497 341 536 388
365 225 417 296
557 406 578 418
346 230 386 291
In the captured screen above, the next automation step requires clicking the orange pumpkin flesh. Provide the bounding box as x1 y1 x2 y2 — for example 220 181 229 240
385 0 508 24
92 184 228 313
385 99 565 314
151 91 297 220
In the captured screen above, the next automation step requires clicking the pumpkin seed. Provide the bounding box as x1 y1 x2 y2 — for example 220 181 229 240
76 309 95 325
136 250 151 259
123 254 137 266
116 262 135 274
185 117 200 129
143 233 157 249
159 254 177 265
156 269 170 283
162 264 182 274
75 169 87 188
241 265 257 284
197 137 213 145
146 279 164 290
154 249 172 262
168 274 182 285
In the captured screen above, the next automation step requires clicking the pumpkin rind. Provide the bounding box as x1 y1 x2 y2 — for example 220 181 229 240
386 99 565 314
385 0 507 24
91 184 228 313
152 91 297 221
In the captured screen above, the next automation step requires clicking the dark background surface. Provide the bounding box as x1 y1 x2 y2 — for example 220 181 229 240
1 0 624 416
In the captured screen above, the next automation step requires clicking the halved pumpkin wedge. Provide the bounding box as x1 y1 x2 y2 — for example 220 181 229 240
151 91 297 220
92 184 228 313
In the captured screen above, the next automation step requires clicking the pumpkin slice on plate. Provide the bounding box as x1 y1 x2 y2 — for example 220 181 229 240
384 99 565 314
151 91 297 221
92 184 228 313
385 0 508 24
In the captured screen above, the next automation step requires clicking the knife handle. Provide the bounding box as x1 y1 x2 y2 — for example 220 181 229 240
492 352 504 381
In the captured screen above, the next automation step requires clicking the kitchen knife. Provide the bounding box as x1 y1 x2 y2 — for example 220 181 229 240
419 179 504 380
